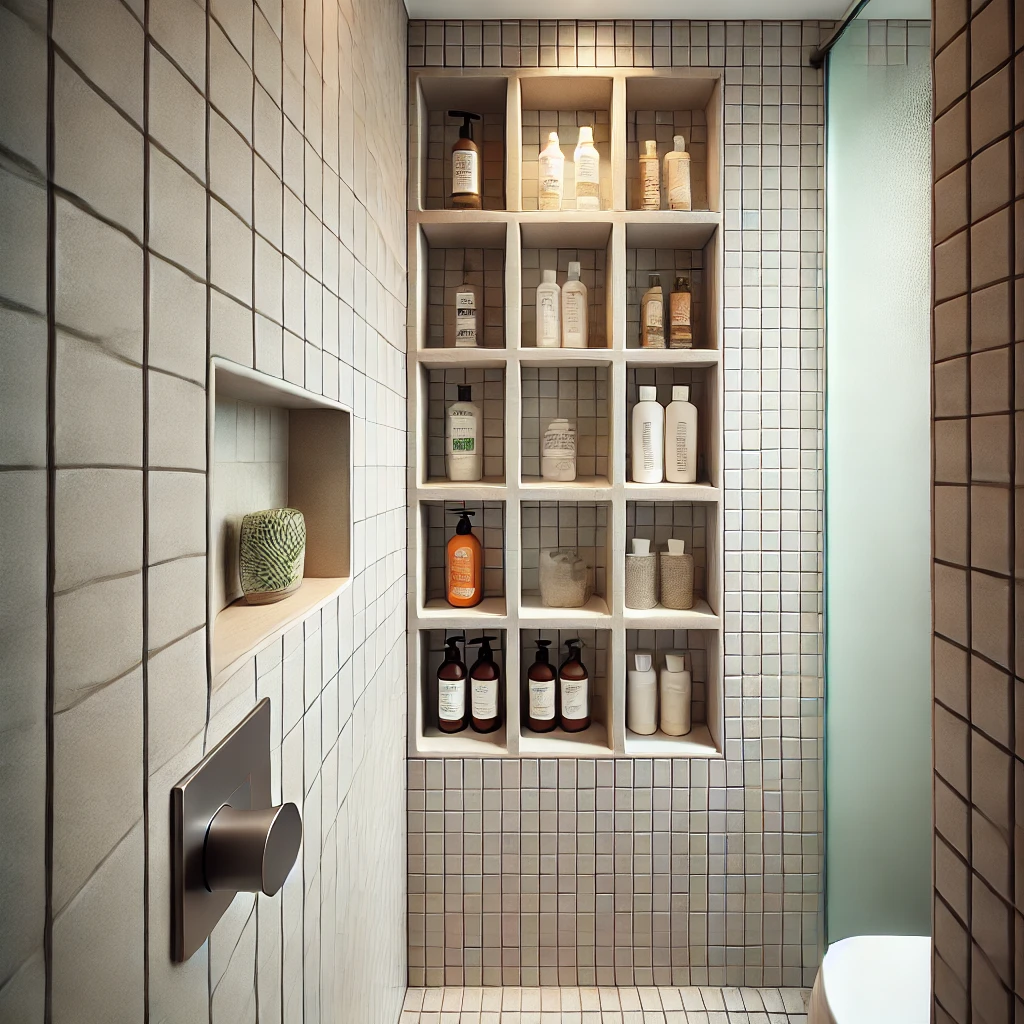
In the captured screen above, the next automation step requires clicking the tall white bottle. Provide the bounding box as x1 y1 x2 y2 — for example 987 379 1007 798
574 126 601 211
627 652 658 735
536 269 561 348
663 135 692 211
445 384 482 482
561 261 588 349
665 384 698 483
660 652 692 736
538 132 564 211
631 386 664 484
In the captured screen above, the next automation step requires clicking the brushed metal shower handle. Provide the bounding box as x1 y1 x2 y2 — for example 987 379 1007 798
204 802 302 896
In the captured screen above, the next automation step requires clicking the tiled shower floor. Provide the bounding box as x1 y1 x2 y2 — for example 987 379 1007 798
400 986 812 1023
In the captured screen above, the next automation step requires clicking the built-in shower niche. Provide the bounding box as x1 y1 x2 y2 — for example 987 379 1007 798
624 627 719 756
209 360 352 686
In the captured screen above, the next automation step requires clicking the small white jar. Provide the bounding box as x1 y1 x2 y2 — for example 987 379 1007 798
541 418 577 481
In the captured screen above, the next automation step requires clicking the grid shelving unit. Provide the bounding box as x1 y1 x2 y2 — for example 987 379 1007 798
407 67 724 758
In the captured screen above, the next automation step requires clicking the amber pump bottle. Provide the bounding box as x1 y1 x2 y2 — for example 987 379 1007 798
558 637 590 732
436 634 467 733
466 635 501 733
449 110 482 210
525 639 557 733
446 508 482 607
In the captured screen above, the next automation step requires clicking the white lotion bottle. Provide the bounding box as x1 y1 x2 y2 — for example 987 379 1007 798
538 132 564 211
664 134 692 211
665 384 698 483
445 384 482 482
627 652 658 735
574 126 601 211
631 385 664 483
536 269 561 348
639 139 660 210
561 261 588 349
660 652 692 736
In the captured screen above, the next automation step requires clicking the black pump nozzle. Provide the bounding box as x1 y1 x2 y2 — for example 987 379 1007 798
466 635 497 658
534 638 552 663
447 507 476 535
564 637 584 649
448 110 481 140
444 634 466 648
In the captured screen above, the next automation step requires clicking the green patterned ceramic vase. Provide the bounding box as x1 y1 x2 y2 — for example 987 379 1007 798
239 508 306 605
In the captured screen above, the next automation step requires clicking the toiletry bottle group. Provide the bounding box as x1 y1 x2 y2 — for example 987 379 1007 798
525 637 591 733
435 634 502 733
536 263 588 348
626 651 692 737
630 385 698 484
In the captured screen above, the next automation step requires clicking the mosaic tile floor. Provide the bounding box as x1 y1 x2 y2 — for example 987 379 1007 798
400 986 812 1023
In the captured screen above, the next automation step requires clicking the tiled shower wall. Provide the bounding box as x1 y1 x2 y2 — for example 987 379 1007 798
930 0 1023 1020
0 1 407 1022
407 19 828 988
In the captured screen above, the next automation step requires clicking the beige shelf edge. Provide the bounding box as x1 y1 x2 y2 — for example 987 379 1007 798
417 725 508 757
624 723 721 758
213 577 349 687
518 722 613 758
622 599 721 630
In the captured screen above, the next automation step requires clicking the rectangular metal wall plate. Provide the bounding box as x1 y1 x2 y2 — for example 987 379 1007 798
171 699 272 962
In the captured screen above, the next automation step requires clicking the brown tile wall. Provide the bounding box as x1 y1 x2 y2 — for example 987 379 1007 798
931 0 1023 1020
0 0 408 1022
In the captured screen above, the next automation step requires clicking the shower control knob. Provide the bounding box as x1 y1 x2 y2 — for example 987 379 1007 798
203 802 302 896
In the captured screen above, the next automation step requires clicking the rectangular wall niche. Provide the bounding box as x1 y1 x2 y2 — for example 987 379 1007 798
209 359 352 686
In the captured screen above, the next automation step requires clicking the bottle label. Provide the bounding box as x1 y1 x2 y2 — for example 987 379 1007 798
471 676 498 719
672 421 692 473
452 150 478 195
641 420 659 471
563 292 585 341
560 674 588 720
538 292 559 344
538 154 563 210
575 151 600 205
438 677 465 721
670 292 692 348
641 161 660 209
643 297 665 348
455 290 477 347
542 427 576 457
449 546 476 599
528 679 555 720
448 412 476 454
668 159 691 210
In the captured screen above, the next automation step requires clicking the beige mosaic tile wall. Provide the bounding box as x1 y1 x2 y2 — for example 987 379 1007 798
0 0 408 1021
930 0 1023 1020
407 18 828 989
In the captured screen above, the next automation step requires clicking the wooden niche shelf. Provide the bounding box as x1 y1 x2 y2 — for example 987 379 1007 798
209 359 352 686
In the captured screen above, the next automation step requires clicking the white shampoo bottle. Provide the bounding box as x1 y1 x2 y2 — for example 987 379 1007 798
627 652 658 735
445 384 482 481
538 132 564 211
561 261 588 349
574 126 601 211
660 652 691 736
631 385 664 483
665 384 698 483
536 269 560 348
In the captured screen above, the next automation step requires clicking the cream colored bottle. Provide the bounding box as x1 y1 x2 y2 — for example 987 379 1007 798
452 279 482 348
665 384 698 484
538 132 564 211
663 135 692 211
669 275 692 349
574 126 601 211
536 269 561 348
560 261 588 349
641 275 665 349
660 652 692 736
639 139 660 211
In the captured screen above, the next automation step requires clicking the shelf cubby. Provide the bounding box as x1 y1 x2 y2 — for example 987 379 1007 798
520 501 612 620
625 75 721 213
421 365 506 487
416 500 507 619
417 628 509 755
520 363 612 487
625 362 720 489
624 627 719 756
519 76 613 212
413 76 508 211
518 628 613 756
407 67 726 759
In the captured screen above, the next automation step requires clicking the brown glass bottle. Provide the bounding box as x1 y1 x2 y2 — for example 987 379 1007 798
525 639 557 733
467 635 501 733
448 110 482 210
436 634 467 733
558 637 590 733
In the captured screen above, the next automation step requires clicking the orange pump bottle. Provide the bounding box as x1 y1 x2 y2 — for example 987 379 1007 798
446 508 482 607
